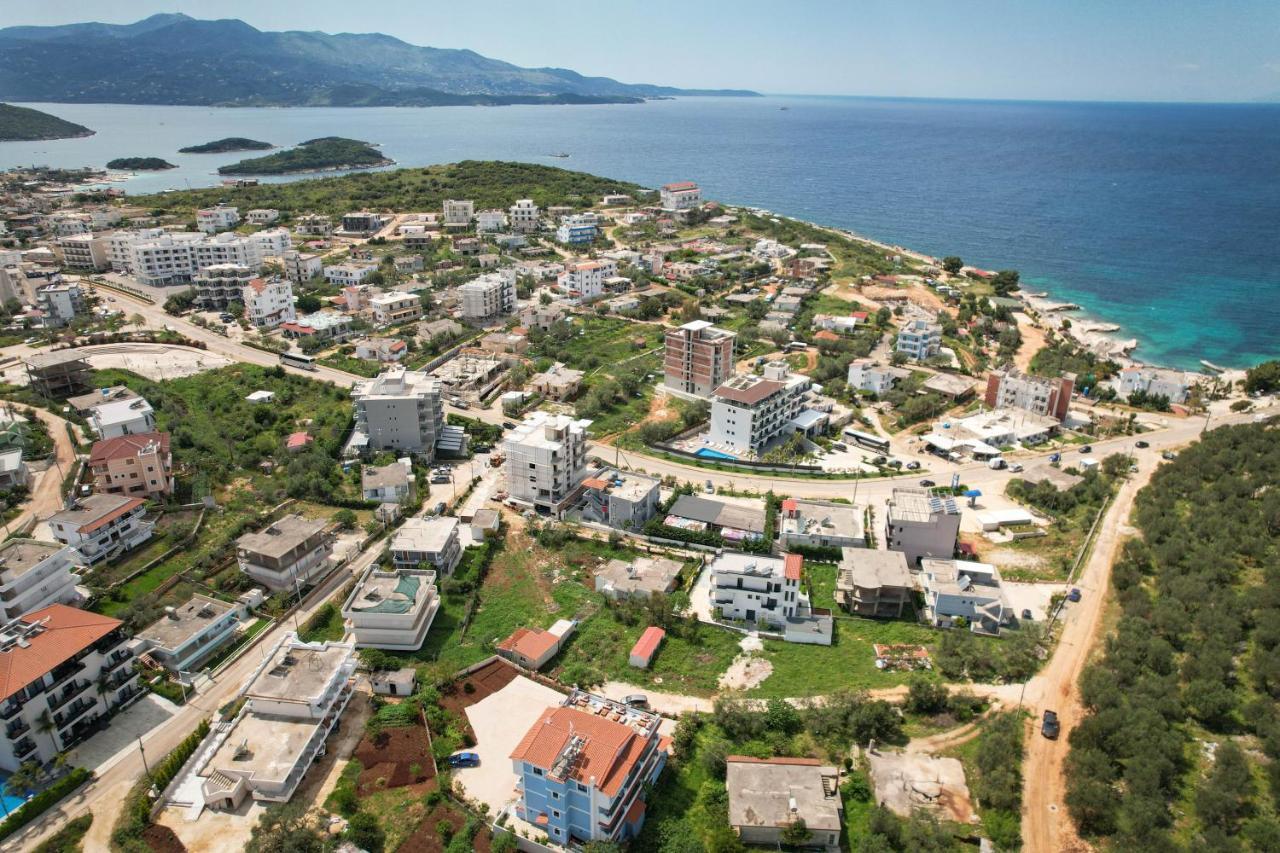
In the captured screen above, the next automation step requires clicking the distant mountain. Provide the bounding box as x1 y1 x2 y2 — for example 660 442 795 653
0 14 760 107
0 102 93 141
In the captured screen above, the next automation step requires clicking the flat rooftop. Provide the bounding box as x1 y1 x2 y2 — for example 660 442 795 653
203 712 319 787
711 551 788 579
888 488 959 523
782 499 864 538
582 469 659 503
726 756 842 833
248 641 350 703
596 556 683 595
391 517 458 553
669 495 765 534
839 549 912 591
344 568 435 615
0 538 67 580
137 594 236 651
237 514 325 560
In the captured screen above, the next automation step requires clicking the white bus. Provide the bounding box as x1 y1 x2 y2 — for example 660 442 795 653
843 428 890 454
280 352 316 371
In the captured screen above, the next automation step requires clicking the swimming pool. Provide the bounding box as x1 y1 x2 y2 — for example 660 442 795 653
0 772 29 816
695 448 738 461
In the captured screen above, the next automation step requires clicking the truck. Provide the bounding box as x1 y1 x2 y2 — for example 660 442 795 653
987 457 1006 470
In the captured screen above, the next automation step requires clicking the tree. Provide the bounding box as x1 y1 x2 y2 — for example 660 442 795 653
333 509 358 530
990 269 1021 296
295 294 322 313
1196 741 1253 832
346 812 386 852
129 313 146 327
1244 360 1280 395
780 817 810 846
941 256 963 275
905 678 950 715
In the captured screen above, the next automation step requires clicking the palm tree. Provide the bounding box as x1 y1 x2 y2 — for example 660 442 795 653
5 760 41 803
35 709 56 755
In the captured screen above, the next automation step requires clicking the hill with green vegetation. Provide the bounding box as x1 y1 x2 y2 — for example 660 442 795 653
0 102 92 140
0 14 758 107
1065 418 1280 849
135 160 644 216
217 137 392 175
178 137 273 154
106 157 175 171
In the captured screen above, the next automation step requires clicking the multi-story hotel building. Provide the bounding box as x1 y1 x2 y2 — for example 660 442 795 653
502 412 591 512
663 320 735 399
983 368 1075 422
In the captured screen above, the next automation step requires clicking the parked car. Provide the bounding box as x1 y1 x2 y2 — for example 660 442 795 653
873 456 887 465
1041 710 1060 739
1008 462 1023 473
988 458 1007 470
1021 609 1033 621
1135 440 1150 449
1079 445 1093 454
502 421 517 430
833 442 848 451
1049 452 1061 464
623 694 649 708
1067 588 1082 602
434 502 447 516
906 461 921 470
919 479 935 487
704 480 714 494
1162 451 1177 460
447 752 480 768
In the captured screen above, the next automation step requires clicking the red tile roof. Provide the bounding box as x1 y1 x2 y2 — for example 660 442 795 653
89 431 170 465
0 605 122 702
581 478 609 490
286 432 312 450
814 330 840 342
509 705 651 797
497 627 559 663
629 627 665 663
663 182 698 191
781 498 798 513
783 553 804 581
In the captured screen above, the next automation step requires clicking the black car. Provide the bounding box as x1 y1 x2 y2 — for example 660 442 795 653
1042 710 1060 739
919 479 935 487
1079 445 1093 454
502 421 517 430
1135 440 1149 449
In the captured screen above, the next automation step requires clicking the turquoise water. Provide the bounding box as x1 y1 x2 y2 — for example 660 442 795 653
2 97 1277 369
695 448 739 460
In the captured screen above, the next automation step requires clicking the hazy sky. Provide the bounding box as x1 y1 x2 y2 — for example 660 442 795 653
12 1 1280 102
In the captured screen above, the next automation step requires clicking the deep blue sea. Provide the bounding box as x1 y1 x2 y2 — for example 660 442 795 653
3 96 1278 369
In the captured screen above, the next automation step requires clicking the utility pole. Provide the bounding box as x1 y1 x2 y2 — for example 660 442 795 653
137 736 153 783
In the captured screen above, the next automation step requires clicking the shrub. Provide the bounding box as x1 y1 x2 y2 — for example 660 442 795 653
0 768 93 842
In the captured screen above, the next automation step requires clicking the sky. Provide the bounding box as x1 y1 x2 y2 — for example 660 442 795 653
10 0 1280 102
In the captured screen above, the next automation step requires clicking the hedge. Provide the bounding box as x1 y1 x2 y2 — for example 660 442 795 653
0 767 93 842
111 718 210 850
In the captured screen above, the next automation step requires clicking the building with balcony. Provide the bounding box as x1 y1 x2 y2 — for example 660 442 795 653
323 262 378 287
663 321 735 399
250 227 292 257
282 250 323 283
246 209 279 225
779 499 866 550
35 282 84 327
659 181 702 212
197 204 240 234
442 199 474 228
242 277 296 329
369 291 422 326
557 259 617 301
236 515 331 592
836 548 913 618
707 363 812 456
503 412 591 513
459 270 517 321
56 233 111 271
709 552 832 644
295 214 333 237
340 212 387 235
0 605 139 771
88 431 173 500
983 368 1075 422
884 488 961 568
846 359 910 395
360 460 415 504
920 558 1010 635
341 567 440 650
135 594 242 672
196 634 356 810
509 199 540 232
529 362 585 401
1116 366 1192 405
350 368 444 458
0 539 82 622
510 689 668 845
280 311 355 343
49 495 153 565
555 214 598 246
895 319 943 362
578 469 660 531
388 517 461 575
192 263 256 311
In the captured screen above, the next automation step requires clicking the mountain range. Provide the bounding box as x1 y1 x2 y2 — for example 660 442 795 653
0 14 759 107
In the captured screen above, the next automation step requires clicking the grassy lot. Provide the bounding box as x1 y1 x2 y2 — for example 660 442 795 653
299 602 346 643
993 527 1080 581
805 561 840 611
317 352 381 378
752 617 939 698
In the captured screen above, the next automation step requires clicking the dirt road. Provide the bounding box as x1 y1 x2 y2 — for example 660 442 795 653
1019 461 1154 853
8 407 80 533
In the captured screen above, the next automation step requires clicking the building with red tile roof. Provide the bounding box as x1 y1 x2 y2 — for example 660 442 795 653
628 627 665 668
48 494 153 565
88 431 173 499
495 621 575 671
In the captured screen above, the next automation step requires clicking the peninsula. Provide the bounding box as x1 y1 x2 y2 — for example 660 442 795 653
216 137 392 175
178 137 273 154
0 102 93 141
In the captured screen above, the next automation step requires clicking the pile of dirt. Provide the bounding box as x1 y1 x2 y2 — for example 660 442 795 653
140 824 187 853
718 654 773 690
354 724 436 797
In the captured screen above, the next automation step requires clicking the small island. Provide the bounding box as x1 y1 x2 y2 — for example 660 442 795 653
217 136 392 175
0 103 94 141
107 157 177 171
178 137 274 154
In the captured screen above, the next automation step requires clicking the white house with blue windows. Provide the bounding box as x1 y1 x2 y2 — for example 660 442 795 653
510 690 668 845
555 214 598 246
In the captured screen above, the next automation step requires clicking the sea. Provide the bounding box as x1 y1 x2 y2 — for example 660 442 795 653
3 95 1278 370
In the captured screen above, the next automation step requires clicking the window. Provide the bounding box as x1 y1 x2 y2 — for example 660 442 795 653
533 768 543 776
552 809 560 819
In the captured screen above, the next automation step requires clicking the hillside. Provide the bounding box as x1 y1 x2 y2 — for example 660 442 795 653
134 160 644 216
217 137 391 175
178 137 273 154
0 102 93 140
0 14 759 108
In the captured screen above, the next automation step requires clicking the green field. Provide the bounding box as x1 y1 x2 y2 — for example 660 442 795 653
753 618 939 698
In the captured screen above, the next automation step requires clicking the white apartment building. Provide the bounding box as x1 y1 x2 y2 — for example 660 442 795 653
196 204 240 234
369 291 422 326
459 269 517 321
246 209 279 225
388 516 462 574
557 259 618 301
196 635 355 810
846 359 910 395
250 227 292 257
282 250 323 283
135 594 242 672
35 282 84 327
0 539 82 622
884 488 962 567
578 469 661 530
351 368 444 458
192 232 264 272
236 514 332 592
243 277 297 329
660 181 702 211
324 262 378 286
192 263 256 311
709 552 804 628
1116 366 1192 404
664 320 735 398
707 362 812 456
509 199 540 232
111 230 203 286
49 495 154 565
360 460 415 503
920 558 1010 635
476 209 508 232
555 214 597 246
342 567 440 650
56 233 111 271
443 199 475 227
895 319 943 361
503 411 591 512
88 397 155 438
0 605 139 772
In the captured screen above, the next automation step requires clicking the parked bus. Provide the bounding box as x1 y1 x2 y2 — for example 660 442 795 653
280 352 316 371
843 428 890 454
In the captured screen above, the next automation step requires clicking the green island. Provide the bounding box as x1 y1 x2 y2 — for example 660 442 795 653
0 102 93 141
216 136 393 175
105 156 175 171
177 136 273 154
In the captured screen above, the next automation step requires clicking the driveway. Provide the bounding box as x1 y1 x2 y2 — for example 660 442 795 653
66 693 178 773
1002 581 1067 623
688 565 714 623
455 676 565 813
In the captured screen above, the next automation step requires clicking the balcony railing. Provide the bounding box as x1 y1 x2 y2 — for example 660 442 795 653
5 718 30 739
102 651 132 674
14 738 37 760
47 679 92 712
44 661 87 695
54 699 96 730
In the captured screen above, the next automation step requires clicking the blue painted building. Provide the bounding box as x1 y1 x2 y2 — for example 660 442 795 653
555 215 598 246
510 690 668 845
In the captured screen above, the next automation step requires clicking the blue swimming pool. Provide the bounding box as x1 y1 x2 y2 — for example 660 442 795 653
0 772 29 816
695 448 738 461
